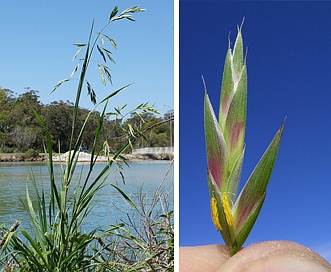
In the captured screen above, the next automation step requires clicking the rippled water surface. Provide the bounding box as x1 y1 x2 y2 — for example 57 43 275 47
0 161 173 231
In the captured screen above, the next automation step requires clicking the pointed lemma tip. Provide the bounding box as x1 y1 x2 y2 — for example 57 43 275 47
278 116 287 135
201 75 208 94
228 31 232 48
244 47 248 64
238 17 245 32
282 115 287 127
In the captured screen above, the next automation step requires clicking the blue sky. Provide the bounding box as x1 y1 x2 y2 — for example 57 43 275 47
0 0 173 115
180 1 331 261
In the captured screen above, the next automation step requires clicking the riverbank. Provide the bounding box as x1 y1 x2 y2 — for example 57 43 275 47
0 152 173 162
0 153 45 162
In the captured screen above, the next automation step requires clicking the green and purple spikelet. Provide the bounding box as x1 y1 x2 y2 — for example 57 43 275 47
204 23 285 255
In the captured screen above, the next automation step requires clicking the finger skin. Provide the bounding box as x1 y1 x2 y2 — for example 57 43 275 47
179 244 230 272
179 241 331 272
217 241 331 272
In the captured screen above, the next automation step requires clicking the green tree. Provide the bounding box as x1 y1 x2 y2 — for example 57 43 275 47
0 88 43 152
42 100 74 152
11 125 39 152
0 88 13 150
150 131 168 147
8 90 41 126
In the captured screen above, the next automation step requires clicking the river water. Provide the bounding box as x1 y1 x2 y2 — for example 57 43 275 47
0 160 174 232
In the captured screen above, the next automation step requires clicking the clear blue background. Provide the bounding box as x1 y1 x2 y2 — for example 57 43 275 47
0 0 173 114
180 1 331 261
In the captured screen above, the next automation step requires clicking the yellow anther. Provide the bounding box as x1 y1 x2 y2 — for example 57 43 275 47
221 194 234 227
211 197 222 231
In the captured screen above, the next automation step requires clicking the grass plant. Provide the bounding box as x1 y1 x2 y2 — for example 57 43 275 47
0 5 173 271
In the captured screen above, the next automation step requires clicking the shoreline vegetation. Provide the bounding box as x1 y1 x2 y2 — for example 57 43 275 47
0 151 174 162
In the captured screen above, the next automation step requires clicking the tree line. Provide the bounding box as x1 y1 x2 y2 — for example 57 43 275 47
0 88 174 155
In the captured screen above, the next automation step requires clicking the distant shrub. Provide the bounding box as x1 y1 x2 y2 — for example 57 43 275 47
23 148 39 159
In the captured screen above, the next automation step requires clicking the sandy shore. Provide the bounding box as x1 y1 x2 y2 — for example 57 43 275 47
52 151 172 162
0 151 173 162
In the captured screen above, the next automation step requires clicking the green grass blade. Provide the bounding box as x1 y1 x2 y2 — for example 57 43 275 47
111 184 138 212
31 107 59 213
234 120 285 231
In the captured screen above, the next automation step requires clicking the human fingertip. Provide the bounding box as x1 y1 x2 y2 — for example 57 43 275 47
241 255 331 272
217 241 331 272
180 245 230 272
